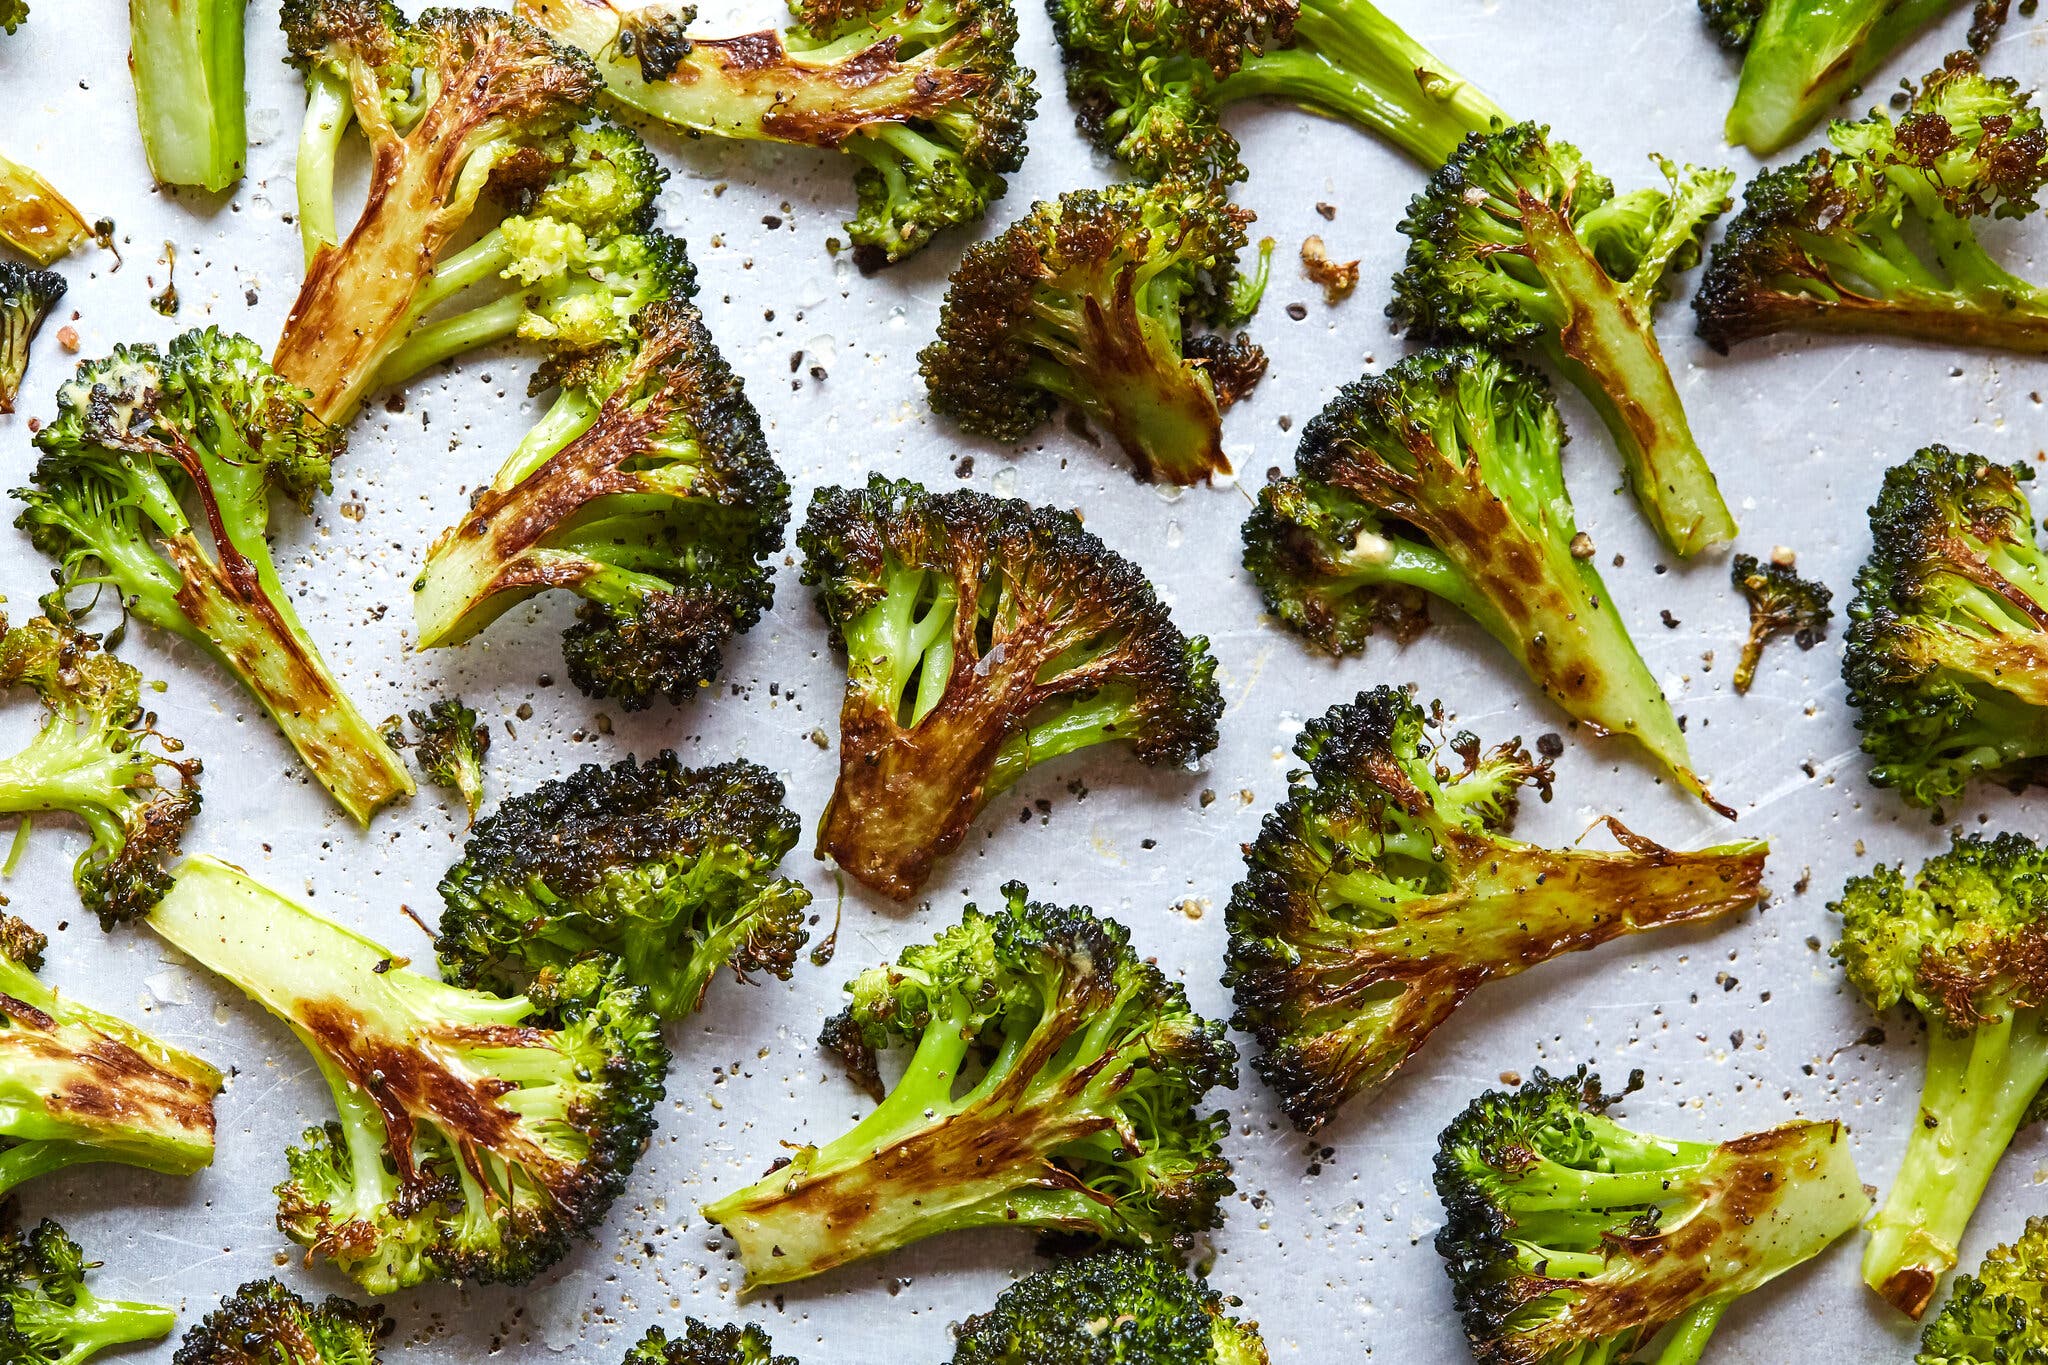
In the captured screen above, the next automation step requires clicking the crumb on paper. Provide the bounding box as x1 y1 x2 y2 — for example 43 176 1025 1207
1300 235 1359 304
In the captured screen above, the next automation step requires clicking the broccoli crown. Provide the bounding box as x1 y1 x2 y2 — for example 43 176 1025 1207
1698 0 1763 50
1731 552 1834 694
398 697 489 822
702 883 1237 1287
0 1219 175 1365
0 260 64 415
798 474 1222 898
623 1320 795 1365
435 753 811 1019
172 1278 391 1365
951 1248 1268 1364
1919 1216 2048 1364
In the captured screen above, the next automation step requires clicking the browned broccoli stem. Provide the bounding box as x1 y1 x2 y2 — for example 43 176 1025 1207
0 152 91 264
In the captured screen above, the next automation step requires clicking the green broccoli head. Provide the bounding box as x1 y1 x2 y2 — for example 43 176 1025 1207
952 1249 1268 1364
1731 552 1833 694
0 261 63 415
172 1278 391 1365
400 697 489 822
0 1219 175 1365
1919 1216 2048 1363
623 1320 795 1365
1698 0 1763 50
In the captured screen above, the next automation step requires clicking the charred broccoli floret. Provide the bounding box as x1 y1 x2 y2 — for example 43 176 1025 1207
0 1219 175 1365
173 1279 391 1365
1435 1067 1868 1362
436 754 810 1019
703 883 1237 1287
1918 1216 2048 1363
953 1248 1267 1364
1841 445 2048 813
14 328 414 825
798 475 1223 898
149 855 669 1293
0 152 90 265
387 698 489 821
523 0 1036 265
1392 124 1737 557
413 296 787 710
623 1321 795 1365
920 175 1268 486
1226 688 1767 1133
1834 832 2048 1318
130 0 249 190
0 261 63 415
1731 552 1833 694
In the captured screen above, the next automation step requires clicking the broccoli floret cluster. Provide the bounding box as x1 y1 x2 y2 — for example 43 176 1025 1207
1731 552 1833 694
173 1279 392 1365
1919 1217 2048 1363
623 1320 796 1365
0 1219 175 1365
0 261 64 414
952 1249 1268 1364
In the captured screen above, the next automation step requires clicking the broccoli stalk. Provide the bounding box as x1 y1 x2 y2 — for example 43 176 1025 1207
1435 1067 1869 1362
0 152 91 265
147 855 670 1293
702 883 1237 1287
624 1321 795 1365
129 0 248 191
1731 552 1833 694
173 1279 392 1365
1917 1217 2048 1363
952 1248 1268 1364
1393 124 1737 557
0 261 64 415
798 476 1223 899
15 329 415 825
0 1220 176 1365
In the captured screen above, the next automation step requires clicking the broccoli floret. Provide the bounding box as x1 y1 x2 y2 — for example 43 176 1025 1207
798 475 1223 898
1919 1216 2048 1363
1697 54 2048 357
1392 124 1737 557
0 261 63 415
1833 832 2048 1318
525 0 1036 266
0 1 24 34
1226 688 1767 1133
0 614 200 926
173 1279 391 1365
702 882 1237 1287
623 1320 795 1365
952 1248 1267 1364
130 0 248 190
412 296 787 710
391 698 489 822
0 152 91 265
1731 552 1833 695
15 329 415 825
920 175 1266 485
0 1219 175 1365
1243 346 1723 811
148 855 670 1293
1840 445 2048 813
1700 0 1765 48
436 754 811 1019
1435 1067 1869 1361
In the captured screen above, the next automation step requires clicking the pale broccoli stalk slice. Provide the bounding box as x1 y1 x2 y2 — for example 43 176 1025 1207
0 1220 176 1365
130 0 249 191
0 151 91 265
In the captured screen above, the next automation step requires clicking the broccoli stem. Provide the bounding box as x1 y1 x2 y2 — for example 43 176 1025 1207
375 293 527 391
12 1293 176 1365
1728 0 1962 155
295 70 353 265
128 0 248 193
0 1141 122 1201
1653 1298 1728 1365
0 153 91 265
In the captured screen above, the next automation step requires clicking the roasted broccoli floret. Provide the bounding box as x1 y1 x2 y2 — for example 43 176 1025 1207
436 754 811 1019
1697 55 2048 357
1918 1216 2048 1363
702 883 1237 1286
1392 124 1737 557
0 1 24 34
523 0 1036 266
15 328 414 824
921 175 1268 486
1731 552 1833 694
1834 832 2048 1318
149 855 669 1293
0 1219 175 1365
1435 1067 1868 1362
953 1248 1267 1364
0 152 90 265
391 698 489 822
130 0 248 190
412 296 787 710
0 614 199 926
623 1321 795 1365
0 260 63 416
1841 445 2048 813
173 1279 391 1365
798 476 1223 898
1226 689 1768 1134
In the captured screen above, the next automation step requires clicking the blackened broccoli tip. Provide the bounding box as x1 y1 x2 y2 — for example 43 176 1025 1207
1392 123 1738 557
919 175 1266 486
413 296 788 711
435 753 811 1019
131 0 249 191
702 882 1237 1286
0 1219 176 1365
15 328 414 825
1434 1066 1867 1364
952 1248 1268 1364
1832 831 2048 1318
1842 444 2048 813
407 697 488 821
798 474 1223 899
0 261 64 415
149 855 669 1293
1225 687 1767 1132
1731 552 1833 694
624 1320 796 1365
173 1278 392 1365
1919 1216 2048 1363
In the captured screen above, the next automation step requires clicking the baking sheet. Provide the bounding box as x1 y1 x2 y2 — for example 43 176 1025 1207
0 0 2038 1358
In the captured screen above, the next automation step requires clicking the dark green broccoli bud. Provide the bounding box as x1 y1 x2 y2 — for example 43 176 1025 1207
0 261 64 414
0 151 90 265
0 1219 175 1365
1700 0 1764 49
1243 346 1722 811
623 1320 795 1365
148 855 670 1293
131 0 249 191
1833 832 2048 1318
920 175 1266 486
413 296 787 711
435 754 811 1019
1435 1067 1868 1362
952 1248 1267 1364
1918 1216 2048 1363
798 475 1223 898
1840 445 2048 813
525 0 1036 265
1227 689 1768 1133
1731 552 1833 694
15 328 414 824
1392 124 1737 557
0 1 24 34
0 614 200 926
703 883 1237 1287
394 698 489 822
173 1278 391 1365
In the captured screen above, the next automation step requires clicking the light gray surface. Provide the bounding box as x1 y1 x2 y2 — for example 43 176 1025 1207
0 0 2038 1359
